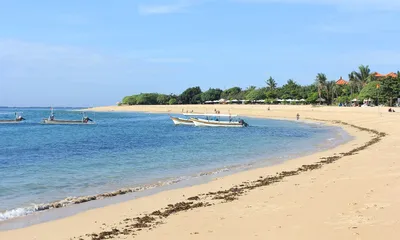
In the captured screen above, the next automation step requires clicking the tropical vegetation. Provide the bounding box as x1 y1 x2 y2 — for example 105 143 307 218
121 65 400 107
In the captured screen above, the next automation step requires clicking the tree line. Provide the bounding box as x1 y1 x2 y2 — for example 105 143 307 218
121 65 400 106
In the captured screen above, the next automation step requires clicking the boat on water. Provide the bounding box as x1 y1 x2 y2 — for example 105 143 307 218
183 113 249 127
41 108 95 125
170 116 195 125
0 112 25 124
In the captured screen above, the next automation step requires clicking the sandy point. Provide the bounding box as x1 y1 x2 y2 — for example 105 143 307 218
1 104 400 240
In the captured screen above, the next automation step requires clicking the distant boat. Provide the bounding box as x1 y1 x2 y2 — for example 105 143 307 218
0 112 25 124
183 113 249 128
41 108 95 125
170 116 195 126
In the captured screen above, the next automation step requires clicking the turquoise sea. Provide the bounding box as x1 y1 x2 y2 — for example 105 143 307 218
0 108 350 224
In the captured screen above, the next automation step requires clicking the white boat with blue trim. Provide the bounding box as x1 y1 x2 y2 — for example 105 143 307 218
0 112 25 124
170 116 195 125
41 108 95 125
183 113 249 127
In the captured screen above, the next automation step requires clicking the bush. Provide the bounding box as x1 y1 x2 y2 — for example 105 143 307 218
169 98 177 105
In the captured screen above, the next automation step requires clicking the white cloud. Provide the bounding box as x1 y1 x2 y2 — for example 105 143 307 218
0 39 190 106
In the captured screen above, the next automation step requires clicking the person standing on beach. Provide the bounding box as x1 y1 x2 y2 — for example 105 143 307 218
296 113 300 120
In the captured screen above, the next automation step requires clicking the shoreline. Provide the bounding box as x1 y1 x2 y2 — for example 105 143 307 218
1 105 397 240
0 112 350 229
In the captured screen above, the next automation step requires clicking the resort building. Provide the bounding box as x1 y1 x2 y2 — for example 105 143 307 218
336 76 348 85
373 72 398 78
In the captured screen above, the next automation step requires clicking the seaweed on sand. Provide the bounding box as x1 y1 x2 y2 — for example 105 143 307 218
73 120 386 240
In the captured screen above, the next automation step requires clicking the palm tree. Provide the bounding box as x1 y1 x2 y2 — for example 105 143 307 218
325 81 337 105
348 72 357 95
315 73 327 104
265 76 277 91
351 65 372 91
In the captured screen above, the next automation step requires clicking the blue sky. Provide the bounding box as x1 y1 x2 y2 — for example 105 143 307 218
1 0 400 106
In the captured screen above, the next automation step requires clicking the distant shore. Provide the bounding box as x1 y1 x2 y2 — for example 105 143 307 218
2 104 399 240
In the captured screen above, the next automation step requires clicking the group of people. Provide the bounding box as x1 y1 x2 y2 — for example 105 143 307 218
182 109 194 113
388 108 396 112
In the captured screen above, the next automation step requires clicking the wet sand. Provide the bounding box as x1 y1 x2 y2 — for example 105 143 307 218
1 104 400 240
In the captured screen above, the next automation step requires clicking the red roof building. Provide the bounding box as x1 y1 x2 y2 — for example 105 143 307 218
373 72 384 77
373 72 398 78
336 76 348 85
386 72 397 78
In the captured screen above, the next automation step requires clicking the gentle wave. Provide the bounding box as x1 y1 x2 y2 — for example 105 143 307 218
0 165 242 221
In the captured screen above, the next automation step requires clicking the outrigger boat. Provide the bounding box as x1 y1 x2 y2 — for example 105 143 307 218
0 112 25 124
183 113 249 128
41 108 94 125
170 115 195 126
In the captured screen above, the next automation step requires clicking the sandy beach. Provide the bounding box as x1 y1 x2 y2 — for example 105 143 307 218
1 104 399 240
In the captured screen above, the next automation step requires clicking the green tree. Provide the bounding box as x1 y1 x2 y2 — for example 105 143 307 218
221 87 242 99
315 73 327 102
280 79 302 99
245 89 266 101
336 96 350 105
201 88 223 102
179 86 202 104
351 65 372 92
265 90 278 99
307 92 319 103
299 84 318 100
265 76 277 90
325 81 337 105
136 93 158 105
358 81 380 104
123 95 137 105
381 77 400 106
168 98 177 105
156 94 169 105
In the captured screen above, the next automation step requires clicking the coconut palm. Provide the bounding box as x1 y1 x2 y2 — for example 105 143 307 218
265 76 277 91
315 73 327 104
325 81 337 105
348 72 357 95
351 65 372 91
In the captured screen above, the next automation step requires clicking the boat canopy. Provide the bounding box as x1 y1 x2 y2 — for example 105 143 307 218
183 113 238 117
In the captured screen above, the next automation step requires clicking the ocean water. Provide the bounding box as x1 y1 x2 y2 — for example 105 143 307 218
0 108 350 223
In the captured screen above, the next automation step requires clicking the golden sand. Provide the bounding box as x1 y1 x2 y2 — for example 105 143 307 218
1 104 399 240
